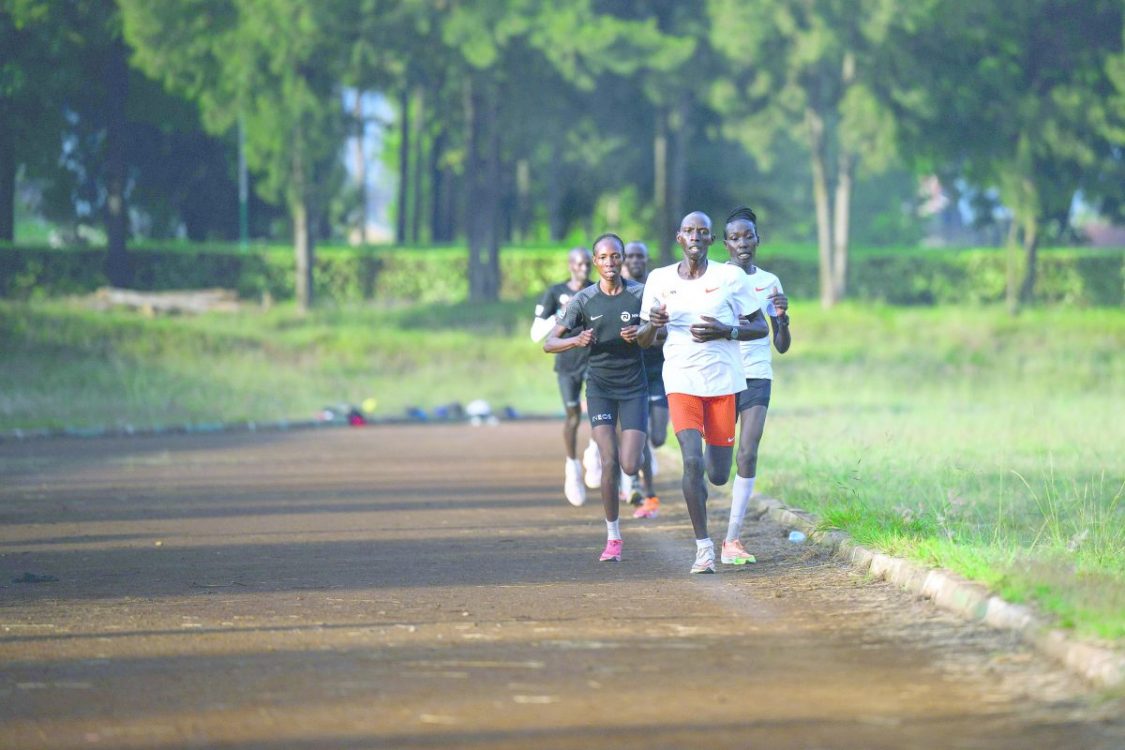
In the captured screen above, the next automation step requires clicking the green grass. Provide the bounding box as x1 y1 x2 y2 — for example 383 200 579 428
759 304 1124 641
1 296 1122 641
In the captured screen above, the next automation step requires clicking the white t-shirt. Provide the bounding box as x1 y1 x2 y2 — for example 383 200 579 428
737 265 783 380
640 261 762 397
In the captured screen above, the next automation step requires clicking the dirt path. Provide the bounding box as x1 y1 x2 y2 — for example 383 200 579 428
1 422 1121 749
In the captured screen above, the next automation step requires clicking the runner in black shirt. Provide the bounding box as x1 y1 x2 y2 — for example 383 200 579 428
623 240 668 518
545 234 647 563
530 247 594 507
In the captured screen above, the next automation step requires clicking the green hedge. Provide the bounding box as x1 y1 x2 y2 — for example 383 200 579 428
1 243 1121 306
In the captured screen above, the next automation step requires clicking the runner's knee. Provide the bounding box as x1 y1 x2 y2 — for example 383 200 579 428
682 453 705 480
737 445 759 476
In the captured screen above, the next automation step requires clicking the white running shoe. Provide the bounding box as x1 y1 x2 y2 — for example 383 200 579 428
690 543 716 574
583 441 602 489
617 470 631 502
564 458 586 507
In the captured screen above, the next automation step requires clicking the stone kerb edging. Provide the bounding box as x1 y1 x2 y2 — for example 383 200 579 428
754 495 1125 691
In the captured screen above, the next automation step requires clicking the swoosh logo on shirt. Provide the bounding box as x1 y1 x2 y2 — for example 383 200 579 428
705 287 720 293
755 285 773 292
590 315 604 320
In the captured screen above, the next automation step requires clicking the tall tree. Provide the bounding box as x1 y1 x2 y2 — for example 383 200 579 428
122 0 346 310
875 0 1124 310
0 3 62 242
708 0 898 307
4 0 137 284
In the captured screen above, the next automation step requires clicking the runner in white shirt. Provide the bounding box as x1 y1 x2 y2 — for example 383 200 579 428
637 211 768 574
721 207 792 566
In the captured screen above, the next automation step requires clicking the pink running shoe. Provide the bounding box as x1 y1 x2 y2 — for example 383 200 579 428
721 539 757 565
599 538 623 562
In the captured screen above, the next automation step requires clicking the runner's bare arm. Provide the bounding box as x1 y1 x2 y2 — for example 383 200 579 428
690 309 767 343
544 324 595 353
637 302 668 348
769 289 791 353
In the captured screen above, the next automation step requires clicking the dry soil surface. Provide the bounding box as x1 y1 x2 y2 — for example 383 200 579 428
1 422 1121 749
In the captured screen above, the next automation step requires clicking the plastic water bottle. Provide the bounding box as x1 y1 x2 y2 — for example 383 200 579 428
788 530 807 543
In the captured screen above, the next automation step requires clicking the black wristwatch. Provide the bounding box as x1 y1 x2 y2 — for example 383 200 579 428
777 313 790 327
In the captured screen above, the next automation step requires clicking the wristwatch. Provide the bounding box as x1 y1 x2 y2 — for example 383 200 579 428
728 326 739 341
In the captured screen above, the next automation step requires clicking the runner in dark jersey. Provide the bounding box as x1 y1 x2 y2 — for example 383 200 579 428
545 234 647 562
531 247 594 507
623 240 667 519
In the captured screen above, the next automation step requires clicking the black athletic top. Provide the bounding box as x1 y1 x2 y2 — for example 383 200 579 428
536 280 594 375
558 280 647 399
642 337 665 385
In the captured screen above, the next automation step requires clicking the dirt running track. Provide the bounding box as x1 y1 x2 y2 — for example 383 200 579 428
0 422 1121 749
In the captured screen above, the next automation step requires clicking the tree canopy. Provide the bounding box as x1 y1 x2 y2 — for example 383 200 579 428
3 0 1122 307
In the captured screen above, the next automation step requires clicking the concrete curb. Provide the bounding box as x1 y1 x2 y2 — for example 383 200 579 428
755 495 1125 691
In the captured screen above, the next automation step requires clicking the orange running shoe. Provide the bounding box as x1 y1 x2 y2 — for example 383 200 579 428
632 495 660 519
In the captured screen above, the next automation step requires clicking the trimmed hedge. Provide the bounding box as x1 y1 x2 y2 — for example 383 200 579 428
1 243 1121 306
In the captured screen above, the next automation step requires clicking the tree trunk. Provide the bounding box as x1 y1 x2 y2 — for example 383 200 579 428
463 76 502 302
464 76 485 300
832 150 856 301
291 125 314 312
410 86 425 244
352 91 368 243
515 158 530 243
484 92 502 300
104 40 130 287
0 117 14 242
1019 215 1040 305
1005 218 1020 314
395 86 410 245
1005 139 1040 314
293 198 314 312
429 129 447 242
669 100 691 240
806 107 835 308
547 141 564 241
653 108 670 263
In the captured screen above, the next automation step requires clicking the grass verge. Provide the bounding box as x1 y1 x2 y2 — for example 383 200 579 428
1 296 1122 640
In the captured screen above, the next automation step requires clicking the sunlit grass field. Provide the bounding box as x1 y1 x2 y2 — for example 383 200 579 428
1 297 1122 640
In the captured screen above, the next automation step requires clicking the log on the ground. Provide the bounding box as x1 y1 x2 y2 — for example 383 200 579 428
93 287 241 315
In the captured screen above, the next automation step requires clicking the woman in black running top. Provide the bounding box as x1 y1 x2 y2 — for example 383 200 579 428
544 233 648 563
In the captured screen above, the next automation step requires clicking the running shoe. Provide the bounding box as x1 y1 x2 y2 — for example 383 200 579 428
583 441 602 488
564 458 586 507
721 539 757 565
632 495 660 519
690 543 716 574
599 538 623 562
618 473 643 505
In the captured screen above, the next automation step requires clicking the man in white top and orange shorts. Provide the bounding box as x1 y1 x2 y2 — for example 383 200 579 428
637 211 768 574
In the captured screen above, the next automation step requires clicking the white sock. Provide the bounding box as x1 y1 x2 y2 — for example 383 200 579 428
606 519 621 540
696 537 713 549
726 475 756 543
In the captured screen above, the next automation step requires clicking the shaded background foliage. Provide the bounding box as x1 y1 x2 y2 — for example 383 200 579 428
1 0 1123 309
